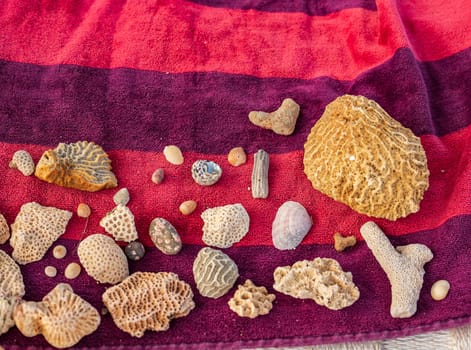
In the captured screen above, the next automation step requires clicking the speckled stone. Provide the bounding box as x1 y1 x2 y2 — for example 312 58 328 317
125 241 146 261
149 218 182 255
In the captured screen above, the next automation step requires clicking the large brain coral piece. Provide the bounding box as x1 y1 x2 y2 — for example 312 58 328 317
78 234 129 284
201 203 250 248
10 202 72 264
228 279 276 318
13 283 101 349
34 141 118 192
303 95 429 221
273 258 360 310
99 204 138 242
102 271 195 337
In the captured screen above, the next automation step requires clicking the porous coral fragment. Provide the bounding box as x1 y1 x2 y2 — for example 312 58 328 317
9 150 35 176
0 213 10 244
228 280 275 318
303 95 429 220
100 204 138 242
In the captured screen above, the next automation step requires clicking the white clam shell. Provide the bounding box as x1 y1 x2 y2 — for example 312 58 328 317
272 201 312 250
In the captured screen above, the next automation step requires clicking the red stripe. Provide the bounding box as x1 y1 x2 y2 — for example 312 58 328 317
0 0 469 80
1 125 470 247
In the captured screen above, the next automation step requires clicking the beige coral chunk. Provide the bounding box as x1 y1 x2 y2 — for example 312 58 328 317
333 232 357 252
9 150 35 176
99 204 138 242
102 271 195 337
10 202 72 264
273 258 360 310
249 98 300 135
78 234 129 284
0 213 10 244
228 280 276 318
360 221 433 318
303 94 429 221
0 296 21 335
34 141 118 192
14 283 100 349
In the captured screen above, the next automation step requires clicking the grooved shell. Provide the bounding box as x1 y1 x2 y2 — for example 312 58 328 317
9 150 35 176
272 201 312 250
102 272 195 337
193 247 239 298
34 141 118 192
201 203 250 248
149 218 182 255
0 213 10 244
78 234 129 284
100 204 138 242
303 95 429 220
13 283 100 348
191 160 222 186
10 202 72 264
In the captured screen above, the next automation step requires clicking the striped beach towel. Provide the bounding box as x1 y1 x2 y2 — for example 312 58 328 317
0 0 470 349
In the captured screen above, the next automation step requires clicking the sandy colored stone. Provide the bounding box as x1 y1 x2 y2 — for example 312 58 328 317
163 145 184 165
77 203 91 218
151 168 165 184
227 147 247 167
179 200 197 215
52 245 67 259
113 188 130 206
44 266 57 278
431 280 450 301
64 262 81 280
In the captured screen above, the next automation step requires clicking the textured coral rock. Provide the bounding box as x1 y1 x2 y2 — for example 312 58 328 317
14 283 100 348
249 98 300 135
228 280 276 318
303 95 429 221
0 213 10 244
193 247 239 298
149 218 182 255
10 202 72 264
102 271 195 337
272 201 312 250
251 149 269 199
201 204 250 248
9 150 35 176
35 141 117 192
100 204 138 242
78 234 129 284
273 258 360 310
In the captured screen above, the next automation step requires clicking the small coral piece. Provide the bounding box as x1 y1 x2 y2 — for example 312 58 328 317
78 234 129 284
201 203 250 248
100 204 138 242
273 258 360 310
0 213 10 244
14 283 100 348
228 280 276 318
102 271 195 337
149 218 182 255
227 147 247 167
193 247 239 298
303 95 429 220
34 141 118 192
272 201 312 250
333 232 357 252
10 202 72 264
251 149 269 199
360 221 433 318
9 150 35 176
249 98 300 135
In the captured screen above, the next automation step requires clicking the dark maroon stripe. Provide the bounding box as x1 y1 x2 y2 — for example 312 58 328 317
187 0 377 16
0 47 470 154
1 215 470 349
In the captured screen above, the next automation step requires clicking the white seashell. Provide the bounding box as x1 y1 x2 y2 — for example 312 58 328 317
272 201 312 250
191 160 222 186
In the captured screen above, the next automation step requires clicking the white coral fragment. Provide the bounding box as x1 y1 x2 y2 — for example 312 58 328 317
99 204 138 242
360 221 433 318
0 213 10 244
228 280 275 318
9 150 35 176
273 258 360 310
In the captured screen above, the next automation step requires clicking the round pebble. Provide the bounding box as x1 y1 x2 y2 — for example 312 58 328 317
64 262 81 279
77 203 91 218
52 245 67 259
179 200 197 215
151 168 165 184
113 188 130 206
44 266 57 278
125 241 146 261
163 145 184 165
431 280 450 301
227 147 247 167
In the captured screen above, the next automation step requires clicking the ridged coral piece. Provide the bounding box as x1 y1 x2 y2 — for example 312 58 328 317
99 204 138 242
102 271 195 337
10 202 72 264
228 279 276 318
34 141 118 192
193 247 239 298
273 258 360 310
0 213 10 244
251 149 269 199
78 234 129 284
249 98 300 135
303 95 429 221
201 204 250 248
191 160 222 186
9 150 35 176
14 283 101 348
272 201 312 250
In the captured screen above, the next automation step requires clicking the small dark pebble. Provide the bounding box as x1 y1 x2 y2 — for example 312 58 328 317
125 241 145 261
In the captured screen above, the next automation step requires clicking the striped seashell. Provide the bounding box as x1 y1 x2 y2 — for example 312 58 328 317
191 160 222 186
272 201 312 250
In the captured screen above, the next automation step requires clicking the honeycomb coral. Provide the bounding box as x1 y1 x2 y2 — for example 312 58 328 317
100 204 138 242
273 258 360 310
228 280 276 318
201 204 250 248
78 234 129 284
102 271 195 337
10 202 72 264
14 283 100 348
34 141 118 192
0 213 10 244
303 95 429 221
9 150 35 176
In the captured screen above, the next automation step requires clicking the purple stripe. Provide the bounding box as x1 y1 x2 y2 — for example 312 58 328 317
1 215 470 349
187 0 377 16
0 47 470 154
